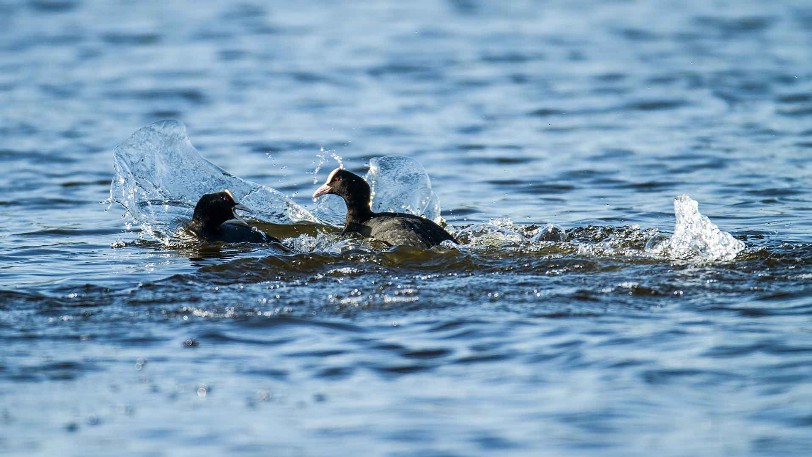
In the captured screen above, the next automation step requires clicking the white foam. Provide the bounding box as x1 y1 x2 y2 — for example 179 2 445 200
647 194 744 262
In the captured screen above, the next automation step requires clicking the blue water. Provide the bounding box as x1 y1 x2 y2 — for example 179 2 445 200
2 1 812 456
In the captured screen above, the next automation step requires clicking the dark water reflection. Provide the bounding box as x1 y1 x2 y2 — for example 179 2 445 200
1 0 812 456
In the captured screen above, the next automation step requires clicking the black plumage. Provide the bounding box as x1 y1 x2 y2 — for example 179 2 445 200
186 190 279 243
313 168 456 249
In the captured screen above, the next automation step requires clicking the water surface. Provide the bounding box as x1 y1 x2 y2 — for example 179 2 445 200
1 1 811 456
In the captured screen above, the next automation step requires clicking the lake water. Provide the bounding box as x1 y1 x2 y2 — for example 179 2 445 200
2 1 811 456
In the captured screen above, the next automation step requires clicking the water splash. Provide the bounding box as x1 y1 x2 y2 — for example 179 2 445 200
647 194 745 262
309 147 349 226
312 155 445 227
451 219 566 251
311 147 343 184
110 122 449 244
453 218 526 247
573 225 660 258
448 196 741 264
366 156 442 224
110 120 316 243
283 233 373 255
109 123 738 262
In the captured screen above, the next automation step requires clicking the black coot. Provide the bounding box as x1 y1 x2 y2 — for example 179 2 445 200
313 168 456 249
186 190 279 243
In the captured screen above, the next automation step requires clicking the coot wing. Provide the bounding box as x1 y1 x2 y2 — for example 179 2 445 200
367 213 455 249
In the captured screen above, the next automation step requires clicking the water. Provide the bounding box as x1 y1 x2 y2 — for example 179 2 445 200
1 0 811 455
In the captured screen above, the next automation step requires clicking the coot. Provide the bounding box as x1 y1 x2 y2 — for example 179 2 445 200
186 190 279 243
313 168 456 248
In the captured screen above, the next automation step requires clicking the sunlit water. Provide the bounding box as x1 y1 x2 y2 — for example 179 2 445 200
2 1 812 456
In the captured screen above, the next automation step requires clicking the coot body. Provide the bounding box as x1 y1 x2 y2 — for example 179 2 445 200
313 168 456 249
187 190 279 243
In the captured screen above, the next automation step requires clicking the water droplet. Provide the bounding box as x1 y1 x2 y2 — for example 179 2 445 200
183 338 199 347
196 385 209 397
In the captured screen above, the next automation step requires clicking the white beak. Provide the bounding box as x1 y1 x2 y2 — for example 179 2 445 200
313 183 332 199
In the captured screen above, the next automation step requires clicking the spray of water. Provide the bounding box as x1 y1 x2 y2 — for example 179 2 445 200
108 122 744 262
646 195 745 262
311 147 343 184
109 120 317 243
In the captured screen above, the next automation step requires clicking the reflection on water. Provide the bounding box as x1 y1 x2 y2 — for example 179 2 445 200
1 0 812 456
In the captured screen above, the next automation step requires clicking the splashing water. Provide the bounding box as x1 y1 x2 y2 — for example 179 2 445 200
108 122 740 262
109 121 447 244
313 147 344 184
453 218 527 247
449 197 742 263
312 155 444 227
310 148 348 226
311 146 343 184
109 120 316 242
647 194 745 262
366 156 442 224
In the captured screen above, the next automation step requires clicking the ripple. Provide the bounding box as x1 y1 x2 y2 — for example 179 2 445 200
693 15 776 35
3 360 98 383
106 88 207 104
3 1 812 455
623 99 688 111
100 32 162 46
28 0 79 13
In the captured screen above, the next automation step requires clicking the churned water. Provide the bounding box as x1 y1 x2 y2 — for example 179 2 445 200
2 1 812 456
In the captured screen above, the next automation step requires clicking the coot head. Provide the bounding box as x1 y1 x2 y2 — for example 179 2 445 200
313 168 372 210
313 167 457 247
192 190 248 231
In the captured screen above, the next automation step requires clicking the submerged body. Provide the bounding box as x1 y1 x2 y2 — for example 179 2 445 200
187 190 280 244
314 168 456 249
